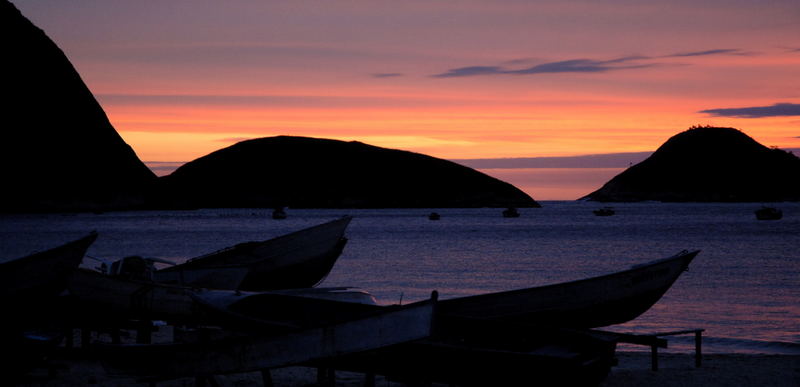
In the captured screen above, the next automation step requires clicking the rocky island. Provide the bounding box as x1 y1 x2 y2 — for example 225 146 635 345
582 126 800 202
1 0 536 212
156 136 539 209
1 1 157 212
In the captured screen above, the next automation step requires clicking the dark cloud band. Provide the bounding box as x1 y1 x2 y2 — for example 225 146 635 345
699 103 800 118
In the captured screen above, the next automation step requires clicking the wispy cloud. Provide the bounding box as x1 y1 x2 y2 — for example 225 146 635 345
433 66 506 78
452 152 653 169
432 56 654 78
432 48 743 78
372 73 404 78
699 102 800 118
664 49 750 57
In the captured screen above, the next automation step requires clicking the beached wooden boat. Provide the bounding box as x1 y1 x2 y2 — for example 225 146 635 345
66 266 380 328
98 295 438 380
438 250 699 328
318 315 617 386
1 232 97 306
153 216 352 291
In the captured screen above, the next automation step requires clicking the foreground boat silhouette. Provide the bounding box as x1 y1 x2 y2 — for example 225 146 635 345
439 250 699 328
1 232 97 310
97 295 438 380
153 216 352 291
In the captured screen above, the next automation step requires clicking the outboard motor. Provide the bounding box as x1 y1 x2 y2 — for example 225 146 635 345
109 256 154 281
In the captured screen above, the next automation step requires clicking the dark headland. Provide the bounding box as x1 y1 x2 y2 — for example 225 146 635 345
155 136 539 209
0 1 157 212
583 126 800 202
0 0 536 212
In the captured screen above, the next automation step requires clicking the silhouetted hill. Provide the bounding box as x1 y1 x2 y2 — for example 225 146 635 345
582 126 800 202
157 136 539 208
1 1 156 212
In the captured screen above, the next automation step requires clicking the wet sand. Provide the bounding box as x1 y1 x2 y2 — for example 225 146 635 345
17 351 799 386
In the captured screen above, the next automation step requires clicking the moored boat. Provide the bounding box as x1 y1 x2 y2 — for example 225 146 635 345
754 206 782 220
153 216 352 291
593 207 615 216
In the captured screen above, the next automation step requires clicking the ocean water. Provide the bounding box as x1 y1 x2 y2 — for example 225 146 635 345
1 201 798 355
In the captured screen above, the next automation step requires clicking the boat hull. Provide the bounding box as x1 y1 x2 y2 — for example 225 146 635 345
439 250 698 328
154 216 352 291
1 233 97 308
319 316 617 387
98 297 437 380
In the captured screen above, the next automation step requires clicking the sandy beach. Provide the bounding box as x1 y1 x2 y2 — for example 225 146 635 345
16 351 799 386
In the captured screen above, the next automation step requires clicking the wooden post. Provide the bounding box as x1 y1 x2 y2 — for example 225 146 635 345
64 328 73 348
327 368 336 386
650 344 658 371
81 327 91 349
695 330 702 368
363 372 376 387
111 328 121 344
136 321 153 344
317 367 325 384
261 369 273 387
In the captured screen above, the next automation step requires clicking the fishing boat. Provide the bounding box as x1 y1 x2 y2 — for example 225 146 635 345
502 207 520 218
1 232 97 306
97 295 438 380
438 250 699 328
153 216 352 291
272 207 287 220
195 250 698 331
322 316 617 387
754 206 782 220
66 265 379 329
593 207 615 216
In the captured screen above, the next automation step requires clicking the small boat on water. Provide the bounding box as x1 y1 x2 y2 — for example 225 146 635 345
272 207 287 220
754 206 782 220
428 212 440 220
593 207 615 216
153 216 352 291
502 207 520 218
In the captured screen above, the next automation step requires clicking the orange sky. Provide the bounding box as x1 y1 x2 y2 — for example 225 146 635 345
12 1 800 199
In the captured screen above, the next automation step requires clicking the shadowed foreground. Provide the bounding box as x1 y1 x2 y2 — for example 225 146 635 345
18 351 799 386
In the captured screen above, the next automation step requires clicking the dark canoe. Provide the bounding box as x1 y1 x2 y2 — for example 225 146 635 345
153 216 352 291
98 296 437 380
0 232 97 305
318 315 617 387
438 250 699 328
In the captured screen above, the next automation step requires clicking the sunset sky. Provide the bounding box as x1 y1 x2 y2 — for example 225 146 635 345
13 0 800 199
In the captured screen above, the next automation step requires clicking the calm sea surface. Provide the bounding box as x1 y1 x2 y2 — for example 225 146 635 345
1 201 798 354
